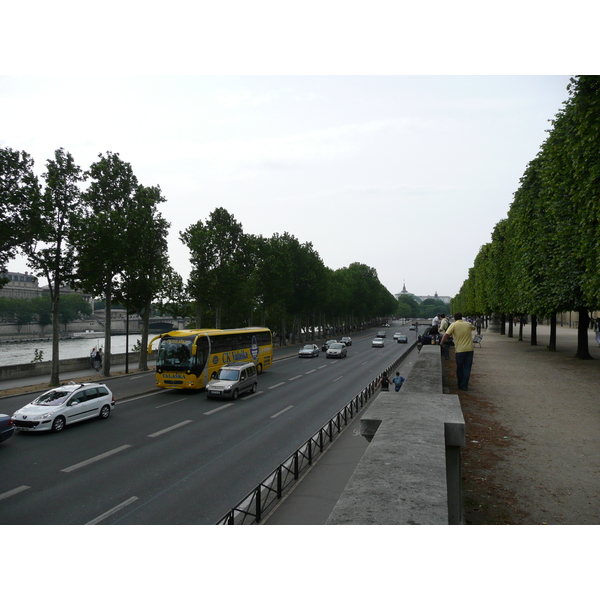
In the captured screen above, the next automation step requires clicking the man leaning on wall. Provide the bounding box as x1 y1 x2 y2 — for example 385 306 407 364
440 313 475 391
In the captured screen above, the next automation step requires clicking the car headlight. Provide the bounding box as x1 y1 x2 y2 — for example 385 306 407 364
39 412 53 419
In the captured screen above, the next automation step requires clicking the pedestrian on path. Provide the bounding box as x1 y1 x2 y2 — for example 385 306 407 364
441 313 475 391
392 372 405 392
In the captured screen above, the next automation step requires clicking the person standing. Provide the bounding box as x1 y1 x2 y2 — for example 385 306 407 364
475 316 482 335
438 313 451 360
440 312 475 391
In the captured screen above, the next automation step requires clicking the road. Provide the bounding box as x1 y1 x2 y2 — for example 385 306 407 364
0 323 417 524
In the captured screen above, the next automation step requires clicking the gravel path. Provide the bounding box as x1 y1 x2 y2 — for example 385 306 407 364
449 323 600 525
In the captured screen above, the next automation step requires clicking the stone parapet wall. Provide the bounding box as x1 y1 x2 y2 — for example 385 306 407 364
326 345 465 525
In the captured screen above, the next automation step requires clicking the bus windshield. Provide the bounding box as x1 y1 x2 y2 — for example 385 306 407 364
157 339 194 368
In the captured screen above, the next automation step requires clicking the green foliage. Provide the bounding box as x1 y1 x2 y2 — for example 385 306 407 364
0 147 42 274
454 76 600 357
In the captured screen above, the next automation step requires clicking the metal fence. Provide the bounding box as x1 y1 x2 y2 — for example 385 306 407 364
216 348 412 524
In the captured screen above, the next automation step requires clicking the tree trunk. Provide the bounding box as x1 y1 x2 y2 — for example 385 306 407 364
500 313 506 335
530 314 537 346
50 287 60 387
103 279 112 377
508 314 513 338
518 316 524 341
575 308 593 359
548 313 557 352
139 295 152 371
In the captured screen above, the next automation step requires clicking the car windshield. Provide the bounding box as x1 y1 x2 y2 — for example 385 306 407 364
329 344 343 349
327 340 336 344
33 390 71 406
302 345 314 350
217 369 239 381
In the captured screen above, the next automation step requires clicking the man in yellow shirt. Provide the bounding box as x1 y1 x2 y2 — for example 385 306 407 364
440 313 476 391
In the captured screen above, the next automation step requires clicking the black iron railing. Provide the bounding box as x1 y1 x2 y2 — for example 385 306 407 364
216 348 412 524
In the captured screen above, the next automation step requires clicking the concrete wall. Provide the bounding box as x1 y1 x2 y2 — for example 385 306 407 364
0 351 155 381
326 345 465 525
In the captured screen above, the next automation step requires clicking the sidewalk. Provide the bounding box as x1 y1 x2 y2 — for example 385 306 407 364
266 324 600 525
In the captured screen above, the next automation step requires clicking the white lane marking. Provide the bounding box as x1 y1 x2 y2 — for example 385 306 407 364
305 369 316 374
333 376 343 382
86 496 139 525
288 375 302 381
268 382 285 389
61 445 132 473
0 485 30 501
317 365 327 370
271 406 294 419
204 403 234 416
148 420 193 438
156 397 189 408
118 390 170 404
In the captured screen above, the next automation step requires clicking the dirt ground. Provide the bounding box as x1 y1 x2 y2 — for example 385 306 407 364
444 326 600 525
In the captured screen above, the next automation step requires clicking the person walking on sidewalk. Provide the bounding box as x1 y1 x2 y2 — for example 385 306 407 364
440 312 475 391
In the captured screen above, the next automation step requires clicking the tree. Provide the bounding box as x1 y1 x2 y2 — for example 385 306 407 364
112 185 170 370
24 148 85 385
59 294 92 329
74 152 139 376
181 208 247 329
0 147 42 279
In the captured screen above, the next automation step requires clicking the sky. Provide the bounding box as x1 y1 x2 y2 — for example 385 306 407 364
1 2 595 303
1 75 574 299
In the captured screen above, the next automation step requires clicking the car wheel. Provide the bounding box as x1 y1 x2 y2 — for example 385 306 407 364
251 382 257 394
51 415 66 433
232 389 239 400
256 363 263 375
99 405 111 419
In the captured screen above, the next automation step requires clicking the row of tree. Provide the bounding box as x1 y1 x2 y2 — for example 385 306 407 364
180 207 399 340
0 295 92 332
450 76 599 359
1 148 169 383
1 148 398 383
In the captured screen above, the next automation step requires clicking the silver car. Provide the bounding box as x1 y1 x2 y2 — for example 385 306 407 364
298 344 320 358
372 338 385 348
326 342 347 358
206 362 258 400
12 382 115 433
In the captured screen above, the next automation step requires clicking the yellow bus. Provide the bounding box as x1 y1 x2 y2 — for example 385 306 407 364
148 327 273 390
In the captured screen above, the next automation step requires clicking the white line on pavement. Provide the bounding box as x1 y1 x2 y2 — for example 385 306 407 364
61 445 133 473
268 382 285 389
204 404 234 416
148 420 193 437
288 375 302 381
271 406 294 419
0 485 30 501
305 369 316 374
333 376 343 382
86 497 139 525
118 390 170 404
156 397 188 408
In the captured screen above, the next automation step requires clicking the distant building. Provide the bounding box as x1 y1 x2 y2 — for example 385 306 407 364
0 271 43 300
395 282 451 305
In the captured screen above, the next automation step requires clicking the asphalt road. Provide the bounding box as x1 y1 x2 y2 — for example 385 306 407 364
0 323 417 524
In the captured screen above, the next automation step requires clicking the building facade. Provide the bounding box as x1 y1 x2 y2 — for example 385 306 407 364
0 271 43 300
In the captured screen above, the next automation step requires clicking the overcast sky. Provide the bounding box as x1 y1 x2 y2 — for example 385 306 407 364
1 2 593 301
1 75 573 298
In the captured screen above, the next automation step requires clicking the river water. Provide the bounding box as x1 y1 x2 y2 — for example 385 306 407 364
0 334 143 367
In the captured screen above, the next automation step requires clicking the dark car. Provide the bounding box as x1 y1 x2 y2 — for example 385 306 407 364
396 334 408 343
0 414 15 443
321 339 337 351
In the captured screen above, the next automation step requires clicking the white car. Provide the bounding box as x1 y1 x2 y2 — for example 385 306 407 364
372 338 385 348
12 382 115 433
393 332 403 340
